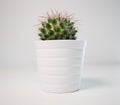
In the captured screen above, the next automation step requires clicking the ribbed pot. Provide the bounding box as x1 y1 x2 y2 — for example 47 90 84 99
34 40 87 93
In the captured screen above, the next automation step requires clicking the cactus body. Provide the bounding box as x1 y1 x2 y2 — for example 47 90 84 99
38 12 78 40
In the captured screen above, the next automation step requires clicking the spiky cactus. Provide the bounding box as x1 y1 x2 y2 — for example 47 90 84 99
38 11 78 40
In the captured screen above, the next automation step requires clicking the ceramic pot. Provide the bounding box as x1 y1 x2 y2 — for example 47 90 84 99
34 40 87 93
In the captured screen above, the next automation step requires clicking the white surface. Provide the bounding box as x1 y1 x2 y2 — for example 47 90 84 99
0 65 120 105
0 0 120 66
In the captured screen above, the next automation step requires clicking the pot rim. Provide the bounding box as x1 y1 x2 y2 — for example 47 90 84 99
33 40 87 49
33 40 87 42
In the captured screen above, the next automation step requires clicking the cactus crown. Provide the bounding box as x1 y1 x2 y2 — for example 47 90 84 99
38 11 78 40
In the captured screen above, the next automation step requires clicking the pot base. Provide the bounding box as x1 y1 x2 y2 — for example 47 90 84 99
40 84 80 93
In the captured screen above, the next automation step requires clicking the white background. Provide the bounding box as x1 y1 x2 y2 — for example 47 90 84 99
0 1 120 105
0 0 120 67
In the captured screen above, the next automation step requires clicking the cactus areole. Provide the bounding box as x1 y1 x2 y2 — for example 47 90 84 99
38 11 78 40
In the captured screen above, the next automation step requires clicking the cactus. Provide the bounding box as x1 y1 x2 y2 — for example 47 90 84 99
38 11 78 40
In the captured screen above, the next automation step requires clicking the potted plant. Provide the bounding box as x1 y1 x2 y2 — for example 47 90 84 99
34 11 87 93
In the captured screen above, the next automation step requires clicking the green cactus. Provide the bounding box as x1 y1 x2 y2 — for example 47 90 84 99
38 11 78 40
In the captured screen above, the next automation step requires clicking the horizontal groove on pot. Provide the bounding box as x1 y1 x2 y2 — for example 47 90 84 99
37 57 83 66
36 49 83 57
38 67 82 75
40 75 80 84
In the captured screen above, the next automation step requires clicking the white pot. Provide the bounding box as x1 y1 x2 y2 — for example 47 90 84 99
34 40 87 93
